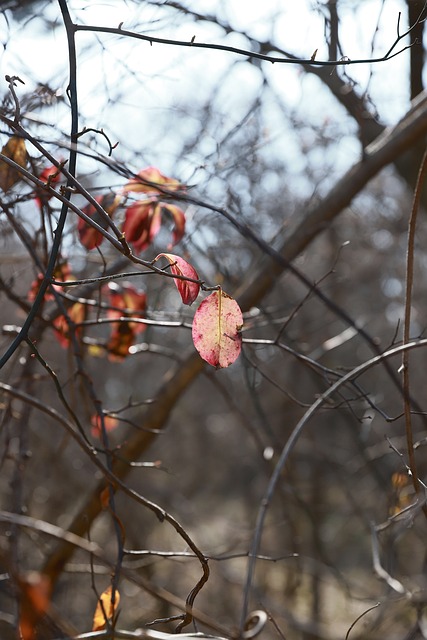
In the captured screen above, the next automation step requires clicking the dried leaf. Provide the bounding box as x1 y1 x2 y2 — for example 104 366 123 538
100 486 110 510
154 253 200 305
389 471 413 516
0 135 28 192
192 290 243 368
92 585 120 631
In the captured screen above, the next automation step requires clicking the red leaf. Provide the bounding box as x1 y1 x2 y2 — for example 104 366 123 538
123 200 186 252
38 165 60 184
160 203 186 248
122 199 156 252
28 262 73 303
78 193 121 250
123 166 185 195
53 302 86 348
106 282 147 359
91 414 119 438
107 321 136 361
34 164 61 207
154 253 200 305
18 573 52 640
107 282 147 333
192 290 243 368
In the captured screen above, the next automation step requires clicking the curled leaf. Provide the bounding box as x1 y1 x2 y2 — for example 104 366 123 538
160 202 186 248
0 135 28 192
123 166 185 195
122 199 156 252
92 586 120 632
154 253 200 305
192 290 243 368
123 200 186 252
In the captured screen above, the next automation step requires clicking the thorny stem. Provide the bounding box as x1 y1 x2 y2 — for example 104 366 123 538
75 16 418 68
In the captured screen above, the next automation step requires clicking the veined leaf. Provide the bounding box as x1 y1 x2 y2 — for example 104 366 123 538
192 290 243 368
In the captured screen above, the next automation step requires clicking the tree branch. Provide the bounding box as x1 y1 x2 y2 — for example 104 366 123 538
42 90 427 587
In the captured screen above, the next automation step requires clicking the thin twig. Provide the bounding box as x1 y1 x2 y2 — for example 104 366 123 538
240 337 427 632
74 20 415 68
344 601 381 640
402 148 427 516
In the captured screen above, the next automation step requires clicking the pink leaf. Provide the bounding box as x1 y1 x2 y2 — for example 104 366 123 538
154 253 200 305
192 290 243 368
